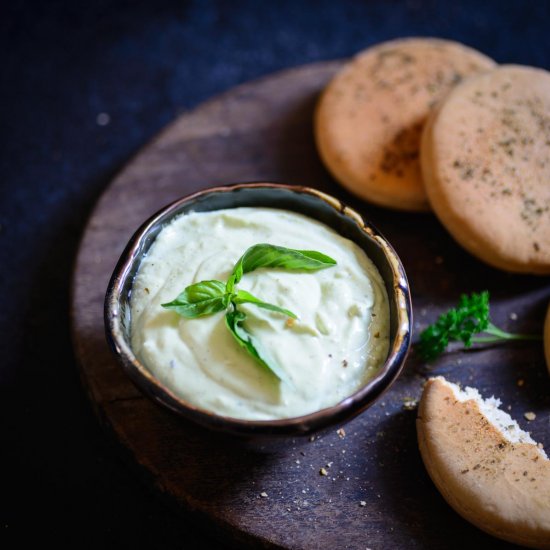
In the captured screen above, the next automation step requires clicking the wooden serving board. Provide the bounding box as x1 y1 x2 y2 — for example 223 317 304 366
72 61 550 549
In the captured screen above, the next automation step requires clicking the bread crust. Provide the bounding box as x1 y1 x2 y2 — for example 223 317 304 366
421 65 550 273
315 37 495 211
417 377 550 549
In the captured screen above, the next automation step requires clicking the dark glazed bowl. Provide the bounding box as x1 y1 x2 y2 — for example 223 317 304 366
105 183 412 437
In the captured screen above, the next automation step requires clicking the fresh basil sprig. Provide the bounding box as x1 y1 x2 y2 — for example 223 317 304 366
225 309 290 384
162 280 227 318
232 289 297 319
161 243 337 381
226 244 337 293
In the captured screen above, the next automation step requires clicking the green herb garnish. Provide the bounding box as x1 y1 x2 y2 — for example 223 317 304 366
417 290 541 361
224 309 290 385
162 243 337 381
226 244 336 293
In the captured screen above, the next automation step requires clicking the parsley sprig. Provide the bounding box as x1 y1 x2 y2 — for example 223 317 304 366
417 291 540 361
162 243 337 382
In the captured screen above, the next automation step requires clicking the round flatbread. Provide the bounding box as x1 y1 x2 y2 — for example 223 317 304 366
421 65 550 273
418 377 550 549
315 38 495 211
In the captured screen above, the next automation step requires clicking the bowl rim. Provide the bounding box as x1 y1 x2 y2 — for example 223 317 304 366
104 182 412 436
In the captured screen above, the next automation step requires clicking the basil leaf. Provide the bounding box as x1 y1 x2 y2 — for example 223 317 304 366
233 289 297 319
161 280 227 318
225 309 290 384
227 244 337 292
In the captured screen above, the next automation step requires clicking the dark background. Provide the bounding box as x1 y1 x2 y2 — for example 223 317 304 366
2 0 549 547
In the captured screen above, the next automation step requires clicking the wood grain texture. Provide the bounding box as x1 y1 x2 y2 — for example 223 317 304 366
71 61 550 549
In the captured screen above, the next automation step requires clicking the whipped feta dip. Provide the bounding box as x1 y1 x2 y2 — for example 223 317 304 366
130 207 389 420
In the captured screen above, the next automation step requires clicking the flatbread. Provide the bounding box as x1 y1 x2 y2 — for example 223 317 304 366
421 65 550 273
418 377 550 549
315 37 495 211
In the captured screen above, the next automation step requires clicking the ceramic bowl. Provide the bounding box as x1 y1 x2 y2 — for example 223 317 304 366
105 182 412 436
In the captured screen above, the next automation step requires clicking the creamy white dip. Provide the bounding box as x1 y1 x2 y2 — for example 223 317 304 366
130 207 389 420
